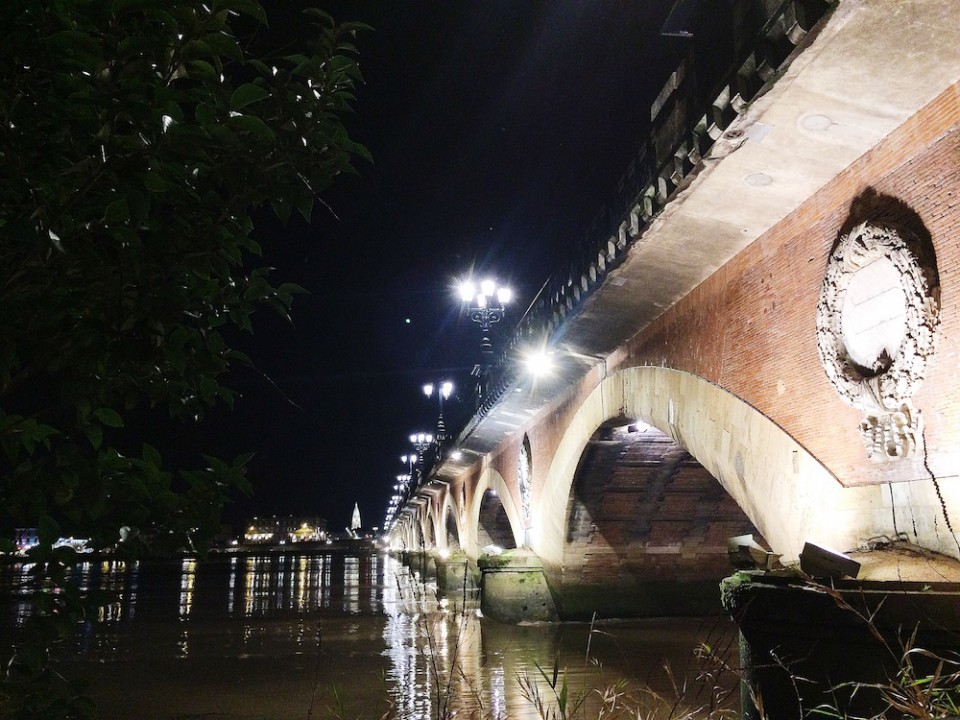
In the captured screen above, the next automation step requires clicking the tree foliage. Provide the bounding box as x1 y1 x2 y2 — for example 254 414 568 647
0 1 367 714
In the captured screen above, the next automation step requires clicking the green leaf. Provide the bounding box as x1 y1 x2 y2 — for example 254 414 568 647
199 376 218 399
226 114 276 141
104 198 130 224
142 443 162 468
278 282 307 295
93 408 124 428
296 193 314 222
144 171 171 192
204 32 244 62
38 515 61 546
213 0 268 25
85 424 103 450
186 59 218 81
230 83 271 111
196 102 215 126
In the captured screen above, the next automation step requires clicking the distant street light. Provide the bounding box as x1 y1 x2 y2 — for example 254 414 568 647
423 380 453 441
409 432 434 460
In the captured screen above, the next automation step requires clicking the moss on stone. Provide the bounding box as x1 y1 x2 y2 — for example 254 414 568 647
719 571 755 610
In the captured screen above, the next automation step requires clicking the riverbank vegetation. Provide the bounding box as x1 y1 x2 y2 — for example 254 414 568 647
0 2 367 716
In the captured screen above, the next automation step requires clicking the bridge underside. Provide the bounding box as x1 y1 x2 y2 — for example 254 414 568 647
477 489 516 553
556 423 759 618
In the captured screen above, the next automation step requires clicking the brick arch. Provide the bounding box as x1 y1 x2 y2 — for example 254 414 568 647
536 366 889 569
468 468 523 558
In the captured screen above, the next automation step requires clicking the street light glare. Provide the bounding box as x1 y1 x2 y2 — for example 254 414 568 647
476 293 488 308
496 287 512 304
423 383 434 397
480 278 496 297
440 381 453 398
525 349 553 377
458 281 475 302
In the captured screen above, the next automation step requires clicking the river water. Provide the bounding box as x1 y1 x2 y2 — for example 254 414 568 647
1 550 740 719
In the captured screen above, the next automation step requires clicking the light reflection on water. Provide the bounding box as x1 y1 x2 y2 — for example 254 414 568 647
0 551 739 719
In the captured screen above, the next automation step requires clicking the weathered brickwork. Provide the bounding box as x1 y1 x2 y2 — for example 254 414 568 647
476 490 514 549
618 82 960 487
561 426 757 590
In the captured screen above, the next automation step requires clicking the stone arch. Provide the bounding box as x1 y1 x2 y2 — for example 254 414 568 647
441 493 461 551
403 519 415 550
469 468 522 558
420 505 437 551
558 420 761 617
393 518 410 550
536 366 889 569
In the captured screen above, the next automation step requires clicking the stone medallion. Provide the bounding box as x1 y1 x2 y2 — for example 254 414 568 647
518 436 532 520
816 222 940 461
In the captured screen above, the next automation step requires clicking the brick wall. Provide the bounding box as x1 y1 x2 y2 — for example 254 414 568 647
561 425 757 589
477 489 514 549
618 82 960 487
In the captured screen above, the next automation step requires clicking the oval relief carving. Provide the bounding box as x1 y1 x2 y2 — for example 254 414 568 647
816 222 940 461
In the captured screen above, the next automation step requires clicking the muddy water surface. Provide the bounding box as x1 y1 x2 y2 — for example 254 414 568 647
1 551 740 719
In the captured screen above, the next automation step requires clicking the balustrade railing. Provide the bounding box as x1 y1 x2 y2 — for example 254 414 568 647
449 0 832 447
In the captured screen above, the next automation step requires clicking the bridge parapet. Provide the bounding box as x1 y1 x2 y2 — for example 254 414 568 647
463 0 834 432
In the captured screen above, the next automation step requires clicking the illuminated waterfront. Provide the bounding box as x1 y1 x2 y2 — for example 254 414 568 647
0 551 739 719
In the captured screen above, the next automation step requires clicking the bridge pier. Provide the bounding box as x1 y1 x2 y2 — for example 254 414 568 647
434 551 479 600
722 571 960 720
400 549 437 586
478 549 559 623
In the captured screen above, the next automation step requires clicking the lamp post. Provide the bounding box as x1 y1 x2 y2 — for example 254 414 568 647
459 278 512 361
423 380 453 441
409 432 434 462
400 454 416 496
403 434 433 490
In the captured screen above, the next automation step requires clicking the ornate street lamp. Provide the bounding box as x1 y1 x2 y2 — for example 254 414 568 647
458 278 512 360
423 380 453 441
409 432 434 461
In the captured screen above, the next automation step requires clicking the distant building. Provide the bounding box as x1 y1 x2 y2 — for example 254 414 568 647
14 528 38 553
243 515 327 544
12 528 90 554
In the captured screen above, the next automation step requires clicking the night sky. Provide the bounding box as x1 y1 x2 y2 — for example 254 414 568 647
194 1 691 532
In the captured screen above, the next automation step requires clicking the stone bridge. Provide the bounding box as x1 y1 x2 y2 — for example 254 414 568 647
387 0 960 638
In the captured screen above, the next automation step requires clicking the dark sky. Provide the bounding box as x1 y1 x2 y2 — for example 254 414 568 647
197 1 690 531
